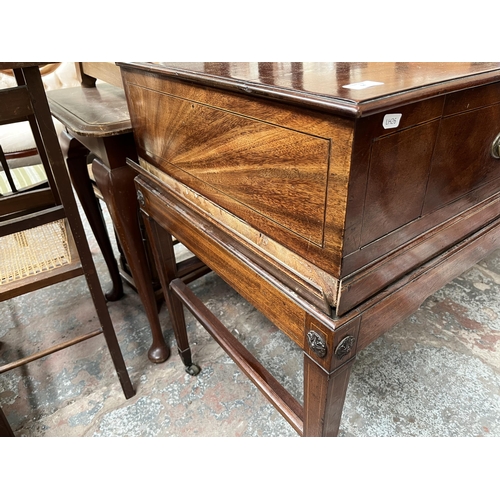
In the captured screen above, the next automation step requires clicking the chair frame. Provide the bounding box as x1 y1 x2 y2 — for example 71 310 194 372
0 63 135 436
0 63 66 192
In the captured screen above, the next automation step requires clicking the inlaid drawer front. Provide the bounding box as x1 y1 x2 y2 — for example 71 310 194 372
360 120 440 246
423 101 500 214
127 84 330 247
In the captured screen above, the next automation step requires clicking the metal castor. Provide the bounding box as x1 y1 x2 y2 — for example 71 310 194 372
185 363 201 376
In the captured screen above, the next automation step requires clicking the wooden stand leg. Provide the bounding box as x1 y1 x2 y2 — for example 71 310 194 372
142 215 199 374
59 131 123 301
92 158 170 363
303 355 355 437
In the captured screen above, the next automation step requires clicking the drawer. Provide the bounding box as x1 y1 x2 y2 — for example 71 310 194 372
343 83 500 282
423 100 500 213
343 98 444 254
360 120 440 246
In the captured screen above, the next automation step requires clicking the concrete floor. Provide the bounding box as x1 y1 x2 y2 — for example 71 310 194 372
1 202 499 437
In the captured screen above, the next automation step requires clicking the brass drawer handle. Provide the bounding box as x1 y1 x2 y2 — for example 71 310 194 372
491 133 500 159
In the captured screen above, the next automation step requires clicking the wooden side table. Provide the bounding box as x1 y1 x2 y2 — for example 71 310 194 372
47 81 171 363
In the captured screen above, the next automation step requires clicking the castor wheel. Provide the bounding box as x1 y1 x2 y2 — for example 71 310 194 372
185 364 201 376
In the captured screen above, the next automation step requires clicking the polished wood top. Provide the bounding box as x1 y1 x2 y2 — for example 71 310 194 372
47 84 131 137
118 62 500 117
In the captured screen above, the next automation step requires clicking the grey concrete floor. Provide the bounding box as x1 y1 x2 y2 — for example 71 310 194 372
1 201 499 438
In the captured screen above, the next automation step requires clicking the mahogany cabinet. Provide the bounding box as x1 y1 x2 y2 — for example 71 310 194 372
118 62 500 436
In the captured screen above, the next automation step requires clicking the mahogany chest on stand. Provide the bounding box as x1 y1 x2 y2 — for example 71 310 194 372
118 62 500 436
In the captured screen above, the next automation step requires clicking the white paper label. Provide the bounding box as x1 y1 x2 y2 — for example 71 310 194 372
382 113 402 129
342 80 384 90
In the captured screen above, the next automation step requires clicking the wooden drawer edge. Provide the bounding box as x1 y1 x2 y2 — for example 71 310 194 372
338 193 500 315
356 216 500 351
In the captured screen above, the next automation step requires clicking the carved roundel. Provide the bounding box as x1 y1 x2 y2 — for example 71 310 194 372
334 335 356 360
307 330 327 358
137 189 145 206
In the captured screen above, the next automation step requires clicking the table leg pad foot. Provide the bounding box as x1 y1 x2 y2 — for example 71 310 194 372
147 344 171 363
105 285 124 302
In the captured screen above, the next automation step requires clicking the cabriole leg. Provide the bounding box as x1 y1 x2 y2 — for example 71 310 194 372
92 158 170 363
60 131 123 301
